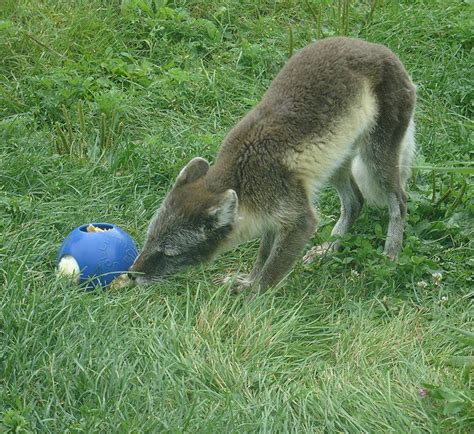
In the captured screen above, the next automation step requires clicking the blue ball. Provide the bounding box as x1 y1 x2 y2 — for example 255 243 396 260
57 222 138 288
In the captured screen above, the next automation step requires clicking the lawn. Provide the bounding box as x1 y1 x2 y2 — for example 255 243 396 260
1 0 473 432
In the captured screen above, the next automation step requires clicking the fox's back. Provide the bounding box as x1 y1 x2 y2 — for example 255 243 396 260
261 37 412 139
214 37 414 193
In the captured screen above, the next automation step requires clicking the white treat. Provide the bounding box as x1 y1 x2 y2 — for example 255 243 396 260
57 255 80 282
109 273 131 290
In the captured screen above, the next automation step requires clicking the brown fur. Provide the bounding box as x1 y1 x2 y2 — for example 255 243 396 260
129 37 416 292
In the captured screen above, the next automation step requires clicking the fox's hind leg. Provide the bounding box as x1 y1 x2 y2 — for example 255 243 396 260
328 162 364 245
352 115 415 260
384 116 416 259
303 160 364 263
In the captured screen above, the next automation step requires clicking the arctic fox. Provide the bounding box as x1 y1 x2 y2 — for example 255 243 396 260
129 37 416 292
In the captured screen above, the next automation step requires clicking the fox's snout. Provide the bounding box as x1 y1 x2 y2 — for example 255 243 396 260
127 254 145 282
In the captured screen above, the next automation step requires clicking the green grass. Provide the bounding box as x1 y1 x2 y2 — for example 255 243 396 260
1 0 473 431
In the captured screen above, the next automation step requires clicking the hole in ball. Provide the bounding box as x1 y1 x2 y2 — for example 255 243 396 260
79 223 114 233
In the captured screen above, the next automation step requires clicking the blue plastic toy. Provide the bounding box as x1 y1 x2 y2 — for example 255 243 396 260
57 222 138 288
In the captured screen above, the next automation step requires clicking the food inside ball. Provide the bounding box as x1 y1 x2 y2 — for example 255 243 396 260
86 224 111 233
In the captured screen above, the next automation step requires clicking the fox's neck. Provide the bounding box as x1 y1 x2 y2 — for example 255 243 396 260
204 108 263 196
215 205 266 255
205 154 240 195
206 150 267 252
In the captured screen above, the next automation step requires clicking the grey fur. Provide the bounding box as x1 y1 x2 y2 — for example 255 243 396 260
130 37 416 291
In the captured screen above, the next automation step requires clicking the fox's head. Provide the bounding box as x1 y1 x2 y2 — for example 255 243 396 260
128 157 238 285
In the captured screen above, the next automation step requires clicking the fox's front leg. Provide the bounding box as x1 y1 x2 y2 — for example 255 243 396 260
247 209 317 293
230 231 276 293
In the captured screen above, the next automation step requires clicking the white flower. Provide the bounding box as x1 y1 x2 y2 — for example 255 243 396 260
417 280 428 289
350 269 360 278
432 272 443 286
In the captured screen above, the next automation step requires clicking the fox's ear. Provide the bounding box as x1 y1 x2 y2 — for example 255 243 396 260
175 157 210 186
209 189 238 228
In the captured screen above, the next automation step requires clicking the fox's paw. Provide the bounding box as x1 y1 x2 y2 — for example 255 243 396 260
216 273 253 294
383 250 399 262
230 274 254 294
303 242 334 264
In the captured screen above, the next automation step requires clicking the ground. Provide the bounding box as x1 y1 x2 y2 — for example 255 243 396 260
1 0 473 432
